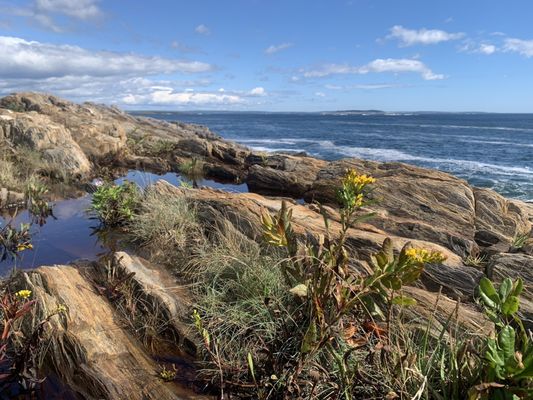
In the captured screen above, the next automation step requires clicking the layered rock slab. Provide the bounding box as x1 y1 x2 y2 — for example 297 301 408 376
23 264 194 400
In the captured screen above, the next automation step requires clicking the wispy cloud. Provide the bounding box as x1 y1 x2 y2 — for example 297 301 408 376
195 24 211 35
4 0 103 32
264 42 293 55
301 58 444 80
0 36 213 79
503 38 533 57
459 40 497 55
171 40 204 54
387 25 464 47
326 83 408 90
34 0 102 20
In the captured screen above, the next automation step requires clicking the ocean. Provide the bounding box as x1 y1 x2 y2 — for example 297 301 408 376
132 111 533 201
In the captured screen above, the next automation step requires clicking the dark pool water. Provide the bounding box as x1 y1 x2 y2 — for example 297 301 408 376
0 171 248 274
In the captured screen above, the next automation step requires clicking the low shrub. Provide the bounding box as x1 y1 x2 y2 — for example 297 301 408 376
90 181 140 227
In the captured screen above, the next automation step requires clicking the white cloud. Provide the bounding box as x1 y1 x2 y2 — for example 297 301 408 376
0 36 213 79
264 42 293 55
314 92 326 97
34 0 102 20
387 25 464 47
503 38 533 57
195 24 211 35
122 89 242 106
301 58 444 80
5 0 103 32
248 87 266 96
479 43 497 55
325 83 407 90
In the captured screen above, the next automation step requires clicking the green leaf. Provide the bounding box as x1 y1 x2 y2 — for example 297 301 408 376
382 238 394 263
478 277 499 308
511 278 524 297
301 321 317 354
499 325 516 365
247 352 256 383
502 295 520 316
499 278 513 302
392 296 417 307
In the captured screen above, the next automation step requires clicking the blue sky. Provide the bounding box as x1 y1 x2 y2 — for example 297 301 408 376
1 0 533 111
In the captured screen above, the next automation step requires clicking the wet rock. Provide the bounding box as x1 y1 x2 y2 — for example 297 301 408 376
23 264 188 400
0 187 25 209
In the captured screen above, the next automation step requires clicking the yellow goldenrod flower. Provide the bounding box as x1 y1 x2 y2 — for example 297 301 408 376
15 290 32 299
16 243 33 252
405 248 447 264
343 169 376 188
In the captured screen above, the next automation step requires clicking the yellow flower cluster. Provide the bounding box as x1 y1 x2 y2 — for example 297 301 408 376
343 169 376 188
56 304 68 314
16 243 33 252
15 290 32 299
405 248 447 264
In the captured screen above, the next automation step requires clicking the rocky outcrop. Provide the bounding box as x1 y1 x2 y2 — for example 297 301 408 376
23 264 189 400
303 159 478 257
0 110 91 175
153 180 465 272
0 92 254 182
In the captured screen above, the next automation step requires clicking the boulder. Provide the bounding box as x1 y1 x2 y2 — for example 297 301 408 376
0 110 91 175
246 153 327 198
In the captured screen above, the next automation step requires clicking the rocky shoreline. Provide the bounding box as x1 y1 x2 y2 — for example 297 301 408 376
0 92 532 399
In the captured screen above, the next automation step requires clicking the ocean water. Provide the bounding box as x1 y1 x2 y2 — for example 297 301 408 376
133 111 533 201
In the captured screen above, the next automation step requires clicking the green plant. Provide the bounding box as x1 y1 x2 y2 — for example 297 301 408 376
0 223 32 262
129 188 200 253
470 277 533 399
465 254 488 268
179 158 204 181
90 181 140 227
159 365 177 382
191 169 444 399
512 233 529 249
25 181 53 226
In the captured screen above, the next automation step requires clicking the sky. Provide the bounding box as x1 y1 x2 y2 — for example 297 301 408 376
0 0 533 112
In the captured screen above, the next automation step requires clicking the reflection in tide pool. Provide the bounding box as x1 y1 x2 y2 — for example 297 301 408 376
0 171 248 274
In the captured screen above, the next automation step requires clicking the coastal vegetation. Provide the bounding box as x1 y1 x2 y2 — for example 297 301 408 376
86 171 532 399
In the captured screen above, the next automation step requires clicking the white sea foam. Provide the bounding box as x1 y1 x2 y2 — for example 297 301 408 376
314 142 533 177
